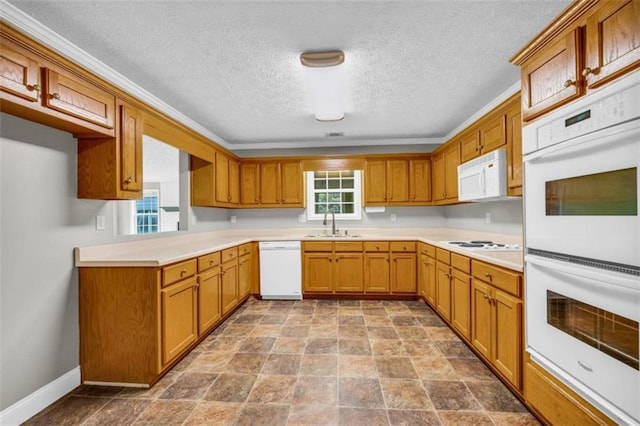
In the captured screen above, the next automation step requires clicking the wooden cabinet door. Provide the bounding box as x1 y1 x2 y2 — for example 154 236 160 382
391 253 416 293
506 100 522 195
228 159 240 204
238 254 251 299
281 161 303 205
303 253 333 293
364 253 390 293
410 159 431 203
460 131 480 163
221 260 238 315
198 267 221 336
479 114 506 154
365 160 387 204
451 269 471 341
432 153 446 202
335 253 364 292
260 162 280 204
425 256 436 307
0 44 40 102
43 68 115 130
435 261 451 321
585 0 640 89
240 163 259 205
120 103 143 193
493 288 523 389
215 152 230 204
471 280 492 360
444 143 460 200
520 29 583 121
161 278 197 365
387 160 409 203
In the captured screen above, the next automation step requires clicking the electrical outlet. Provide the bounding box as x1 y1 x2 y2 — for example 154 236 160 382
485 212 491 224
95 215 105 231
230 215 237 224
390 214 397 222
298 214 306 223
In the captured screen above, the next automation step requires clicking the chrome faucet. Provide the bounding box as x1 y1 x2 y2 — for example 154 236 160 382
323 211 336 235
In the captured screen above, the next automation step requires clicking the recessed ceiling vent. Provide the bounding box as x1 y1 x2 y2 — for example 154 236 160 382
324 132 345 138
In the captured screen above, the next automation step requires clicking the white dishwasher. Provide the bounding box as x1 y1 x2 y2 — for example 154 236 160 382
259 241 302 300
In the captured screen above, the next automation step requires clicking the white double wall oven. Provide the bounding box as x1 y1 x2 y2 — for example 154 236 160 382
523 70 640 425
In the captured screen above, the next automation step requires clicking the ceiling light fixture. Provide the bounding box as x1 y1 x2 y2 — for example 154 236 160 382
300 50 345 122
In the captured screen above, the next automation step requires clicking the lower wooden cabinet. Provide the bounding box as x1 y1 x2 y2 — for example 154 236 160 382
435 261 452 321
451 268 471 341
238 248 252 299
303 252 333 293
161 278 197 365
334 252 364 292
365 252 390 293
197 266 221 336
221 258 239 315
391 252 416 293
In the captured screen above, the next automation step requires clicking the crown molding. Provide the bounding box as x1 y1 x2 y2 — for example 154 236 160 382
0 0 231 149
230 137 443 151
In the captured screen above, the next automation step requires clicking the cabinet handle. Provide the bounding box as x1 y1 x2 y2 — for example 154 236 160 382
376 246 379 250
124 177 133 184
443 192 446 198
50 92 61 100
27 84 41 92
484 272 493 281
582 67 595 77
180 269 187 275
403 246 407 250
209 260 214 266
563 79 575 88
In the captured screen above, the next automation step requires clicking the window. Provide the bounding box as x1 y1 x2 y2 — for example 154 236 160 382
135 189 160 234
306 170 362 220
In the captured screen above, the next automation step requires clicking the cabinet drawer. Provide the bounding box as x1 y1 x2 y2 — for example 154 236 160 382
390 241 415 252
335 242 363 252
163 259 197 287
222 247 239 262
364 241 389 252
472 260 521 297
436 248 450 264
451 253 471 274
304 241 333 252
238 243 252 257
198 252 221 273
419 243 436 257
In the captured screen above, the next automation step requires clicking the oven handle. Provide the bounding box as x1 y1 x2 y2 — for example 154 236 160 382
523 119 640 163
525 254 640 291
480 166 485 192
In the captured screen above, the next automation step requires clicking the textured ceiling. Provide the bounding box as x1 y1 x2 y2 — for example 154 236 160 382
7 0 569 150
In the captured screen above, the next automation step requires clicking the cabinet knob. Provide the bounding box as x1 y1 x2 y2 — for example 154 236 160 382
50 92 61 100
124 177 133 184
563 79 575 88
582 67 595 77
180 269 187 275
27 84 40 92
485 272 493 281
443 192 446 197
483 293 490 300
209 260 214 266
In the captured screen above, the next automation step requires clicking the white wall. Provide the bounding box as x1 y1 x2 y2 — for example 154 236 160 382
445 199 523 236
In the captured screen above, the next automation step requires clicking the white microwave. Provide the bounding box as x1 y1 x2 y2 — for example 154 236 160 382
457 149 507 202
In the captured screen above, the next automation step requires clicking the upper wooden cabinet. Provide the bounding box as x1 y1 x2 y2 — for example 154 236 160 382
0 43 40 103
505 99 523 196
432 142 460 204
364 156 430 206
191 150 241 208
240 160 303 208
77 101 143 199
512 0 640 121
215 151 239 206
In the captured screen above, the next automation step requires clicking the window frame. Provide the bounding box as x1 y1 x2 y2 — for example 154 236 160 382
133 188 161 234
305 170 362 221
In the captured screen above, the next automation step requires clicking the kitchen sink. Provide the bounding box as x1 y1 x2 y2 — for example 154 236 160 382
305 232 362 238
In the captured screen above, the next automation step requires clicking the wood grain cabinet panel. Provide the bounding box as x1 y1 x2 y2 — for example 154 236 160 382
444 143 460 201
432 153 446 202
506 99 523 195
221 259 239 315
480 114 507 154
460 131 480 164
197 266 221 336
364 253 390 293
163 259 197 287
119 103 143 193
0 44 40 102
334 253 364 292
43 68 115 130
240 162 260 205
391 252 416 293
584 0 640 89
260 162 280 204
387 159 409 203
161 278 197 366
471 279 493 360
303 253 333 293
409 158 431 203
238 251 252 299
435 260 452 321
281 161 303 205
365 159 387 204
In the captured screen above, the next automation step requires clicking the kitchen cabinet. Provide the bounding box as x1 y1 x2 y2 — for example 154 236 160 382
435 260 452 321
303 252 333 293
364 242 390 293
418 243 436 307
512 0 640 121
77 100 143 199
240 160 303 207
364 157 430 206
302 241 364 294
410 159 431 202
390 242 416 294
197 252 221 336
506 98 523 196
216 151 239 206
459 131 481 164
238 243 252 299
191 150 240 208
240 162 260 205
471 260 523 390
432 142 460 204
221 247 239 315
161 277 197 365
259 162 280 204
460 109 506 164
334 252 364 292
0 42 40 103
450 253 472 341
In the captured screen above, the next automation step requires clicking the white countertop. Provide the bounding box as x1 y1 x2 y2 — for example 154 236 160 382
75 228 523 271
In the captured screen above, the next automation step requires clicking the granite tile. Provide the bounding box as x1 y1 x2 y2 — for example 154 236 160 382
412 356 460 381
338 325 368 338
247 374 297 404
338 338 372 355
437 411 493 425
24 396 110 426
370 339 408 356
364 316 393 327
132 400 196 425
293 376 338 405
367 326 399 339
83 398 151 425
362 307 387 316
226 352 268 373
249 324 283 337
286 315 314 325
448 358 498 382
338 355 378 378
281 325 311 337
272 337 307 354
391 316 420 326
376 357 418 379
222 324 256 336
339 315 365 325
402 340 440 357
288 404 339 426
423 381 481 411
466 381 528 412
235 404 290 426
434 341 476 358
487 411 542 425
299 354 338 376
338 377 385 408
233 314 264 324
424 327 459 341
186 351 234 374
387 409 441 425
261 353 302 375
203 373 257 402
312 310 339 322
203 336 244 352
380 378 433 410
338 299 361 306
338 407 389 426
306 338 338 354
395 326 429 340
416 315 446 327
159 372 217 400
309 324 339 337
260 314 288 324
238 337 276 353
183 401 242 425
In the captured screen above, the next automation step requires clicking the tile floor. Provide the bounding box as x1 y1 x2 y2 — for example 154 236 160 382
25 298 540 425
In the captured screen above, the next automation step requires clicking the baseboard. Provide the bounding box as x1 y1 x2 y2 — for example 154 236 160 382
0 367 80 426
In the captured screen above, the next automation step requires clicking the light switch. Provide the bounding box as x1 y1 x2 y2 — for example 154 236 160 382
390 214 397 222
96 215 106 230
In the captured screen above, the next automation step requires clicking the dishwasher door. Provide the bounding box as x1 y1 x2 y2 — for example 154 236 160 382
259 241 302 300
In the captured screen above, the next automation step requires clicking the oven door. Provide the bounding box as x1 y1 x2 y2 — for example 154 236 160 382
523 119 640 268
526 254 639 424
